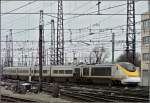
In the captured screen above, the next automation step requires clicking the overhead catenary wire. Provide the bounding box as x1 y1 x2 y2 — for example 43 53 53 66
64 2 127 20
2 2 141 36
0 28 144 31
0 40 142 43
1 1 144 65
1 12 147 15
1 1 37 16
70 0 92 13
2 19 142 36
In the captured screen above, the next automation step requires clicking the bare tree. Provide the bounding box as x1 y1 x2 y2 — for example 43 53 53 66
116 51 141 67
91 46 109 64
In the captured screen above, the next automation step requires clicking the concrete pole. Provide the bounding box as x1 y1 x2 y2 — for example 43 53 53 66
39 24 43 92
39 10 43 92
112 33 115 64
97 0 101 15
21 48 24 66
29 67 31 83
148 0 150 101
0 0 1 101
89 52 92 65
24 55 27 66
18 58 20 66
31 52 33 66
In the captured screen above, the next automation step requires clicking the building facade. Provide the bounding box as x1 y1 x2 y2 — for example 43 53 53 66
141 12 150 86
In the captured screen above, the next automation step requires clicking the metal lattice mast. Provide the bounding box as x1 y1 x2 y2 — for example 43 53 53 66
56 0 64 65
50 19 56 65
126 0 136 64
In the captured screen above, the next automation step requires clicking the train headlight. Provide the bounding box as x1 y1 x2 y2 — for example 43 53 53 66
122 74 128 79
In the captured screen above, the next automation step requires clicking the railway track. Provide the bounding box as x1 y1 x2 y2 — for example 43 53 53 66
61 83 149 98
1 95 36 102
60 86 148 102
38 82 149 102
2 79 149 102
60 89 114 102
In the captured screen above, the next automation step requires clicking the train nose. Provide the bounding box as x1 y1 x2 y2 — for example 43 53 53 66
121 77 141 84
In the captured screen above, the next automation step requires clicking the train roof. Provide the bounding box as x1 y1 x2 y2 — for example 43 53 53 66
4 62 133 70
3 65 74 69
78 63 115 67
117 62 133 64
3 66 31 70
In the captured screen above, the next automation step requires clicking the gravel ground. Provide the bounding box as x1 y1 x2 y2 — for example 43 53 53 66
1 87 70 103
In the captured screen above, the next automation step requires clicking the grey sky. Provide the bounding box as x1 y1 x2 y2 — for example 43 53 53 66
1 1 148 65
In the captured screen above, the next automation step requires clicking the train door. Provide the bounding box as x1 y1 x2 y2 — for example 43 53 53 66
29 68 32 82
111 66 116 77
73 68 80 78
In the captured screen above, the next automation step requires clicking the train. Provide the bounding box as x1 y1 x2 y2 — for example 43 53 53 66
2 62 141 86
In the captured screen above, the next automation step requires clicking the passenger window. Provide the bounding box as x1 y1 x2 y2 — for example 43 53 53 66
43 70 47 73
91 67 111 76
53 70 58 74
65 70 72 74
34 70 39 73
59 70 64 74
83 68 89 76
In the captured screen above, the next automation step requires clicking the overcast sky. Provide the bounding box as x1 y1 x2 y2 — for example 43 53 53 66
1 1 148 65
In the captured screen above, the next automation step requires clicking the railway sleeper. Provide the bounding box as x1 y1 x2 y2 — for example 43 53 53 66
61 92 95 102
81 91 148 102
1 95 36 102
60 90 114 102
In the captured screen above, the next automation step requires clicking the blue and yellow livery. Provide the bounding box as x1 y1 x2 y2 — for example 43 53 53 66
114 62 141 85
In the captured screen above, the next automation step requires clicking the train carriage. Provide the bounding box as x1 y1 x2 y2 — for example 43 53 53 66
81 64 114 84
2 62 141 85
50 65 74 82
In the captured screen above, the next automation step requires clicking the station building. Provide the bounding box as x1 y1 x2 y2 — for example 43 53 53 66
141 12 150 86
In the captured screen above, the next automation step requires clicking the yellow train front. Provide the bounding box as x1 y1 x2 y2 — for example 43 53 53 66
112 62 141 85
79 62 141 85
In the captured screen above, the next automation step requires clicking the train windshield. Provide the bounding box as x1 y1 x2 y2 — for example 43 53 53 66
119 62 136 72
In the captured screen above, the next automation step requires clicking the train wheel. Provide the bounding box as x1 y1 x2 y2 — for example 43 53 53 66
111 80 121 86
116 80 121 86
111 80 114 86
111 80 117 86
127 84 138 87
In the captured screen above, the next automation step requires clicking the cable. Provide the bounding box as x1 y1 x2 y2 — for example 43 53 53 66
70 0 92 13
1 1 37 16
2 1 143 50
2 12 146 16
2 19 141 38
2 2 56 29
64 3 127 21
1 2 140 37
72 8 126 40
70 1 141 33
0 28 143 31
0 40 141 43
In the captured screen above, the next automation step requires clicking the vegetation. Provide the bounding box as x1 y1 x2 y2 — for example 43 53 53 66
116 51 141 67
90 46 109 64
